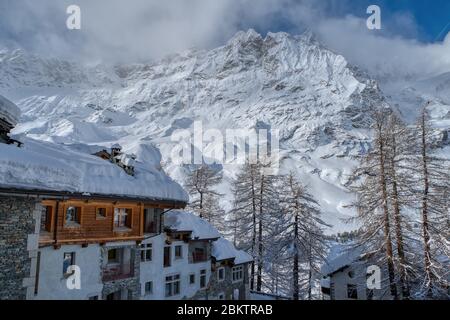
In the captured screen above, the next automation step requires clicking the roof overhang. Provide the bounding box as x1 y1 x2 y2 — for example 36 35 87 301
0 187 187 208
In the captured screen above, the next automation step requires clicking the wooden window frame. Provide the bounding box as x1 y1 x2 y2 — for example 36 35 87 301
64 205 82 228
41 205 55 233
95 207 108 220
113 207 133 230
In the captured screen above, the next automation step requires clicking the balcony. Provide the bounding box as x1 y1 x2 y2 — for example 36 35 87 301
192 252 207 263
102 263 134 282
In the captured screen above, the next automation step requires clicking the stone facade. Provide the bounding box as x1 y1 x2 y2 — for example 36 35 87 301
101 245 141 300
192 261 250 300
0 196 41 300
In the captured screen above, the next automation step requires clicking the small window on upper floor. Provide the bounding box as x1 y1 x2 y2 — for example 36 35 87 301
141 243 152 262
65 206 81 226
96 207 107 219
175 245 183 259
217 267 225 282
189 273 195 285
114 208 132 229
232 265 244 283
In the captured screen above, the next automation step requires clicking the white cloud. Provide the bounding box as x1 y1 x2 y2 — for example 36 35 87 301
1 0 449 79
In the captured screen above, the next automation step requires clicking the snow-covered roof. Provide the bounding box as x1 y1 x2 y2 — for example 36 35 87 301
0 95 20 126
164 210 221 240
0 135 188 203
212 237 253 265
116 153 136 167
321 244 365 276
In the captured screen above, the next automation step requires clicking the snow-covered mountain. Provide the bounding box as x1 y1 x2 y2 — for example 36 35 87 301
1 30 448 233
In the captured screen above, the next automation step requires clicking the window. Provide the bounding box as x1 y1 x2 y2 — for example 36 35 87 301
65 206 81 225
63 252 75 276
114 208 132 229
175 245 183 259
189 273 195 285
96 207 107 219
192 247 206 262
108 249 119 264
232 266 243 282
141 243 152 262
217 267 225 282
348 270 355 278
145 281 153 295
164 246 171 267
218 292 225 300
347 284 358 299
165 274 180 297
41 206 53 232
143 208 160 233
200 269 207 289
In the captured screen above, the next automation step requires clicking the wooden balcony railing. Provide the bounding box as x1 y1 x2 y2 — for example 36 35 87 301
192 252 207 263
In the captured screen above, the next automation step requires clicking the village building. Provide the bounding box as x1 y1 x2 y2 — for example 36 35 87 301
209 238 253 300
0 95 252 300
320 244 395 300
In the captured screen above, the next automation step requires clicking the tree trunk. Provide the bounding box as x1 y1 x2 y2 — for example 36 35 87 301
256 175 264 292
420 112 433 297
293 212 299 300
250 174 257 291
199 191 203 218
390 134 410 299
377 123 398 300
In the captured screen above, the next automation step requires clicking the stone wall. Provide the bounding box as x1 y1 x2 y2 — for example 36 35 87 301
101 245 141 300
0 196 41 300
192 261 250 300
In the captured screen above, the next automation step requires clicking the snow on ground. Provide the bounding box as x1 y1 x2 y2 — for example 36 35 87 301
211 237 253 265
164 210 222 240
0 134 188 202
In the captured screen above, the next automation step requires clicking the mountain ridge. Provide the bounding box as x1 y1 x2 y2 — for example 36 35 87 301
1 29 448 233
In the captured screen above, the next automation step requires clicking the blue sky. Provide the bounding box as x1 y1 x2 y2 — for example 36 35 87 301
248 0 450 43
343 0 450 41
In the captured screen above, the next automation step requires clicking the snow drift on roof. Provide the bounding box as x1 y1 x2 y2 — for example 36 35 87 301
212 237 253 265
321 243 364 276
164 210 221 240
0 135 188 202
0 95 20 126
